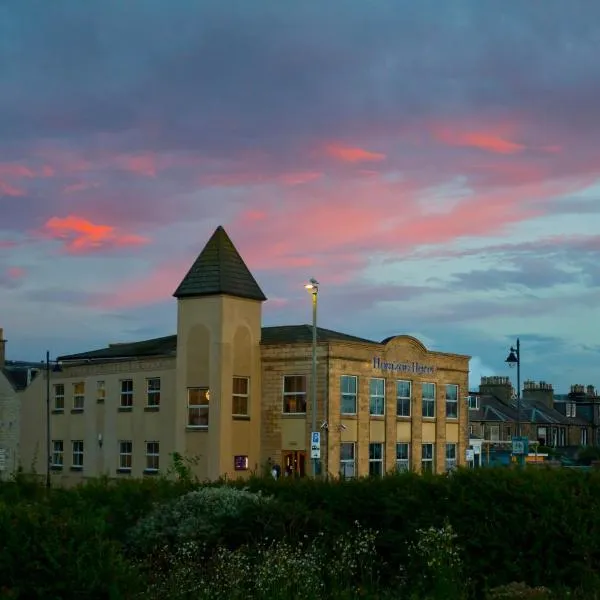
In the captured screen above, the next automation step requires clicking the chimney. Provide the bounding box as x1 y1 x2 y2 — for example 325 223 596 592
0 328 5 369
479 375 514 405
522 380 554 409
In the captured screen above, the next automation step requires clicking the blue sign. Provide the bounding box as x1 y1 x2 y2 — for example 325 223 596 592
312 431 320 445
512 436 529 456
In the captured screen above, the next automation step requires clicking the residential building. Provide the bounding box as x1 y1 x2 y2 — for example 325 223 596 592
17 226 470 484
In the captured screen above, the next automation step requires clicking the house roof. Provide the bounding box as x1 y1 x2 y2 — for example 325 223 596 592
1 362 40 390
57 325 378 361
173 225 267 302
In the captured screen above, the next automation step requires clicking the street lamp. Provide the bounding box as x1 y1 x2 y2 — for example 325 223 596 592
505 338 524 465
304 278 319 477
43 351 62 489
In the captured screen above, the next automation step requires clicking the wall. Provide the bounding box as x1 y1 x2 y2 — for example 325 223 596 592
0 371 19 480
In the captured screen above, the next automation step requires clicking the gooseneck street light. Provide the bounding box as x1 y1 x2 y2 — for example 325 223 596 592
43 351 62 489
304 278 319 478
505 338 523 465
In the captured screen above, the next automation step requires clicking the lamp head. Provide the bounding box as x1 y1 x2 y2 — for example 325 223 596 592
505 347 518 368
304 277 319 292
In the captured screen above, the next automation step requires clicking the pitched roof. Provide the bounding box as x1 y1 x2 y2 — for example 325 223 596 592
173 226 267 301
1 362 40 390
58 325 378 361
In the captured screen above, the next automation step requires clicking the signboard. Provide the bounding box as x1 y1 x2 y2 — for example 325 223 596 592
372 357 435 375
310 431 321 459
512 436 529 456
466 449 474 462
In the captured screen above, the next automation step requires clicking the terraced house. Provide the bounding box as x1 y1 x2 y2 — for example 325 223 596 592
18 226 470 484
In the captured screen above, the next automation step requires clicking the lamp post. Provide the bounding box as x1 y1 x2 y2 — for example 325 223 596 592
304 278 319 478
43 351 62 489
505 339 524 465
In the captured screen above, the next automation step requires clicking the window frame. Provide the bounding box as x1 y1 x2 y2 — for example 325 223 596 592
341 375 358 415
581 428 588 446
71 440 84 469
369 377 385 416
96 380 106 403
232 376 250 417
445 443 457 472
51 440 63 467
54 383 65 411
421 443 434 473
422 382 436 418
445 384 459 419
396 442 410 472
73 382 85 410
468 395 479 410
340 442 355 479
282 375 307 415
368 442 384 477
120 379 134 408
187 387 210 428
145 441 160 472
146 377 161 407
118 440 133 471
396 380 411 417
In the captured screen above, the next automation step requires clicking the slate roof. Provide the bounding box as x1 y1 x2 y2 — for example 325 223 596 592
1 361 41 390
58 325 378 361
173 226 267 301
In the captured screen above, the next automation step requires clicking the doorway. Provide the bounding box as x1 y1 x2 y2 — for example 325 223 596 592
283 451 306 477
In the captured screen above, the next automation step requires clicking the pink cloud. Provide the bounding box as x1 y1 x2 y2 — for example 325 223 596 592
63 181 100 194
38 215 149 254
6 267 25 279
200 170 323 188
322 142 386 163
433 126 525 154
0 180 25 197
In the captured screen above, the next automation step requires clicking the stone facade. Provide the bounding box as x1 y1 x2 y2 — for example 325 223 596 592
0 370 19 480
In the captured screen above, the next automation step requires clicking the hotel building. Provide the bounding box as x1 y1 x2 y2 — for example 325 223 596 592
18 226 470 483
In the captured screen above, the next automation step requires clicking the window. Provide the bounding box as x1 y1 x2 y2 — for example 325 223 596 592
146 442 160 472
54 384 65 410
120 379 133 408
421 443 434 473
396 380 411 417
537 426 547 446
341 375 358 415
559 428 566 447
233 377 250 416
422 383 435 418
282 375 306 414
73 382 85 410
340 442 355 478
445 384 458 419
469 425 474 437
188 387 209 427
445 443 457 471
505 426 512 440
369 442 384 477
468 395 479 410
396 443 410 472
581 428 588 446
566 403 577 418
369 378 385 416
146 378 161 407
51 440 63 467
234 455 249 471
97 381 105 403
487 425 500 442
119 441 132 471
551 428 558 447
72 440 84 468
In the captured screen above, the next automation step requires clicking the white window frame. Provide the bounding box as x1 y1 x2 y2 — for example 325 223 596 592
396 442 410 472
232 376 250 417
187 387 210 428
51 440 63 467
341 375 358 415
445 384 458 419
146 378 161 407
487 425 500 442
120 379 133 408
581 428 588 446
396 380 411 417
421 443 434 473
146 441 160 472
369 378 385 416
340 442 355 478
54 384 65 411
119 440 132 471
96 380 105 403
282 375 307 414
422 383 436 418
73 382 85 410
71 440 84 468
559 427 566 447
368 442 384 477
445 443 457 472
468 395 479 410
567 402 577 418
537 426 547 445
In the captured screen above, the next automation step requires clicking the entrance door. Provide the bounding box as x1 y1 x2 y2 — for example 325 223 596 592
283 451 306 477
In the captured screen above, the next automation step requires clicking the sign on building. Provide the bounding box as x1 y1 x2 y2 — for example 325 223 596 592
310 431 320 459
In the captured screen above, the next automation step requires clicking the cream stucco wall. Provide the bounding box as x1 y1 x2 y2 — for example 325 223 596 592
0 372 20 480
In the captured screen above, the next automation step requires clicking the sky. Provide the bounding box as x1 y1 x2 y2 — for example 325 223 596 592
1 1 599 393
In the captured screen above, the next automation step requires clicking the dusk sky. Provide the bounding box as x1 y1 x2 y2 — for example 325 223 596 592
1 1 599 393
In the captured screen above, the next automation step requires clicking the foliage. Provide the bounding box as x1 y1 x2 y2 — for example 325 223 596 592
577 446 600 465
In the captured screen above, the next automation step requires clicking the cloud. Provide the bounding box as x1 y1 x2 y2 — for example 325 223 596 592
433 126 526 154
37 215 149 254
322 143 386 163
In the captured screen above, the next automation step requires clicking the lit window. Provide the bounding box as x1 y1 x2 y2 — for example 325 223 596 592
188 388 209 427
282 375 307 414
96 381 106 403
73 382 85 410
233 377 250 416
